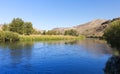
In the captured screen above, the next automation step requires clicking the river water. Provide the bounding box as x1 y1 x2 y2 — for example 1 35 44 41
0 39 117 74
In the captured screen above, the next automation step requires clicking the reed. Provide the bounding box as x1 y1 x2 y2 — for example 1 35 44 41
20 35 84 41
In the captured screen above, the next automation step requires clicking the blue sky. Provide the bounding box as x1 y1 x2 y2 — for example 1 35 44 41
0 0 120 30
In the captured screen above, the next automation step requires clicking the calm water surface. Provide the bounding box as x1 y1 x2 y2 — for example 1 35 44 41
0 39 116 74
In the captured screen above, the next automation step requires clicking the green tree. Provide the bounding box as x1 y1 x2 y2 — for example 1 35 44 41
46 30 60 35
103 20 120 48
104 20 120 39
2 24 9 31
9 18 24 34
42 30 46 35
64 29 78 36
33 29 41 35
24 22 33 35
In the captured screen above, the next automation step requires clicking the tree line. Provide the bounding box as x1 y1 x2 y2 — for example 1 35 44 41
2 18 41 35
42 29 78 36
2 18 79 36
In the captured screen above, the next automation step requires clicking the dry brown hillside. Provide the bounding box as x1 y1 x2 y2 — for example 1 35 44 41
52 19 107 37
74 19 106 36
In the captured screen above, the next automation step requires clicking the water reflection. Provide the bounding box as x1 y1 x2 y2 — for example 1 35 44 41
0 42 34 68
107 39 120 49
41 39 113 56
104 55 120 74
104 39 120 74
0 39 116 74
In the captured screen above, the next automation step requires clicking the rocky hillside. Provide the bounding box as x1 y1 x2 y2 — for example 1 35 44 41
74 19 106 36
52 17 120 37
52 19 107 37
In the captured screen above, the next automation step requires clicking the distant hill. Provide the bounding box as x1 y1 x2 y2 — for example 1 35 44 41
52 19 106 37
52 17 120 37
74 19 106 36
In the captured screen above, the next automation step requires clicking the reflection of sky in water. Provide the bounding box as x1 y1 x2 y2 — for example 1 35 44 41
0 39 114 74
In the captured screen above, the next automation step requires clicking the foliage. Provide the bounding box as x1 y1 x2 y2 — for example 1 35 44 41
9 18 24 34
2 24 9 31
20 35 83 41
24 22 34 35
33 29 41 35
42 30 46 35
103 20 120 48
2 18 37 35
0 31 19 42
64 29 78 36
46 30 61 35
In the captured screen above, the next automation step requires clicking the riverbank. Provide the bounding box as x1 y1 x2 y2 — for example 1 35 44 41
20 35 85 41
0 31 85 42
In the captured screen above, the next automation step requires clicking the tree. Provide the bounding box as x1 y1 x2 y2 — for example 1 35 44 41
33 29 41 35
103 20 120 48
42 30 46 35
46 30 61 35
2 23 9 31
64 29 78 36
24 22 33 35
9 18 24 34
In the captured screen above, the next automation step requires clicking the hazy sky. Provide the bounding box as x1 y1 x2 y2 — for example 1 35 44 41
0 0 120 30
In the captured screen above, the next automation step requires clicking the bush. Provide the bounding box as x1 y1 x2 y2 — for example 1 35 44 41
0 31 20 42
45 30 61 35
64 29 78 36
103 20 120 48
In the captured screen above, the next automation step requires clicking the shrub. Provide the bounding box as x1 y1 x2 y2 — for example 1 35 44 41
103 20 120 48
0 31 20 42
64 29 78 36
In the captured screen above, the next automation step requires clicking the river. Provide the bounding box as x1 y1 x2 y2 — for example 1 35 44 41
0 39 118 74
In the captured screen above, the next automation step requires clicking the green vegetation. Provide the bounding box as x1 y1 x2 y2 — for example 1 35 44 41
64 29 78 36
2 24 9 31
103 20 120 48
0 31 19 42
41 29 78 36
23 22 34 35
9 18 25 34
20 35 84 41
45 30 61 35
42 30 46 35
33 29 41 35
2 18 40 35
0 18 85 42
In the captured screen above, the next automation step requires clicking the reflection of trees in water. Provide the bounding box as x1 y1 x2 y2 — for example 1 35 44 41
107 39 120 50
76 39 113 55
42 39 113 56
104 39 120 74
42 40 78 45
0 42 34 67
104 55 120 74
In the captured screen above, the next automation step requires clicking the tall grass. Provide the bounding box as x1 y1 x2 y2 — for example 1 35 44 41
20 35 84 41
0 31 19 42
0 31 85 42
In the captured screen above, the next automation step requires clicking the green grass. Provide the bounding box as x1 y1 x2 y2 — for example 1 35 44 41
20 35 85 41
0 31 19 42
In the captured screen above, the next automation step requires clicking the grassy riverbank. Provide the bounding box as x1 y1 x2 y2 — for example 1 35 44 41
20 35 85 41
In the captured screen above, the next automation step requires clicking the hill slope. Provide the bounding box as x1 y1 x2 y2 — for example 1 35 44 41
52 19 107 37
